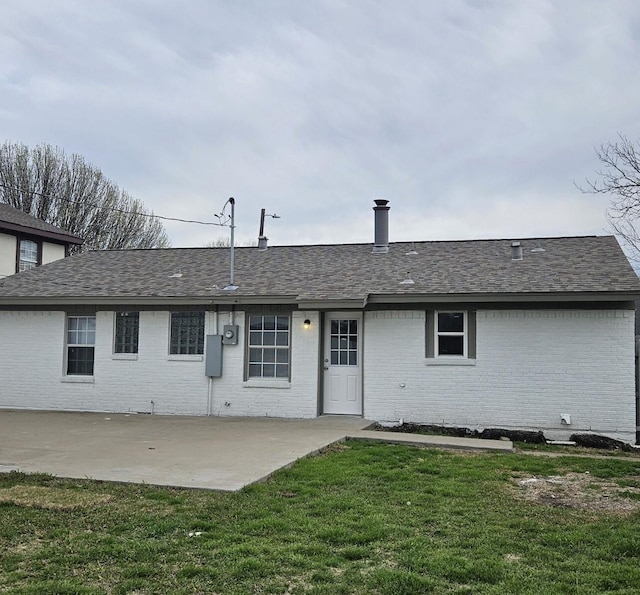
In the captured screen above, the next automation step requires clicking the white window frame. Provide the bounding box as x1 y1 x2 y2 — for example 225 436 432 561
247 314 291 379
66 315 96 376
18 239 39 272
435 311 467 358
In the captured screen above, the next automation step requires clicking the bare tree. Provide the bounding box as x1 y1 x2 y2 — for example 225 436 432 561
0 142 170 251
581 134 640 264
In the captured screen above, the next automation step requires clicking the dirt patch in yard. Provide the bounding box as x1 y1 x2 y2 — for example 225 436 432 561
513 472 640 515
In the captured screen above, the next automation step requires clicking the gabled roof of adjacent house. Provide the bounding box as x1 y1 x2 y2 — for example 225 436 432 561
0 203 84 245
0 235 638 307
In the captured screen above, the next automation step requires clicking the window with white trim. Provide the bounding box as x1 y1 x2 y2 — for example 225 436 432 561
170 312 204 355
436 311 466 357
114 311 139 354
67 315 96 375
426 310 476 361
18 239 39 271
247 315 290 378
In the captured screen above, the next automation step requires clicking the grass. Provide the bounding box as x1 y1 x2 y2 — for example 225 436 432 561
1 442 639 594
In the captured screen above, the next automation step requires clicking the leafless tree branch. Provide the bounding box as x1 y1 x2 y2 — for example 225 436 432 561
0 142 171 252
578 134 640 265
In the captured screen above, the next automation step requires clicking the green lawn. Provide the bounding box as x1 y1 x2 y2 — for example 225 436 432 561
1 441 640 594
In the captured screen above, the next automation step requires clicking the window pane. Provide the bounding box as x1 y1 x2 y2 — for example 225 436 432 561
438 335 464 356
67 346 95 375
349 337 357 350
275 364 288 378
276 316 289 330
249 316 262 331
249 331 261 345
249 364 262 377
331 351 338 365
330 336 338 349
249 348 262 363
263 316 275 330
263 348 276 363
263 364 275 377
349 320 357 334
438 313 464 333
18 260 36 272
275 331 288 346
348 351 357 365
339 352 347 365
263 332 275 346
339 320 348 334
276 349 288 363
330 320 338 334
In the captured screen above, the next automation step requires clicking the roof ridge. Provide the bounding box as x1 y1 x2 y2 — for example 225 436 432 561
90 234 609 253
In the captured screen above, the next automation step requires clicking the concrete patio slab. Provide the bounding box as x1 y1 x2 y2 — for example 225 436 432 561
0 411 513 491
0 411 371 491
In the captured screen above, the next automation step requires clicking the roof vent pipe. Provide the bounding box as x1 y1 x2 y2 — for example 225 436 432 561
511 241 523 261
372 199 390 254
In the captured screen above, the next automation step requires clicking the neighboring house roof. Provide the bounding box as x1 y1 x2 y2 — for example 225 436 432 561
0 235 638 307
0 203 84 245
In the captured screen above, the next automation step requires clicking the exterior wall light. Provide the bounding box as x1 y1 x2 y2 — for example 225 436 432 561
303 319 311 329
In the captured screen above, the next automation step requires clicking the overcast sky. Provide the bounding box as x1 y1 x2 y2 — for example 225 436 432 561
2 0 640 248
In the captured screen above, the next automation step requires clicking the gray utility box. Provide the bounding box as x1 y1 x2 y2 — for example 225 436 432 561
205 335 223 377
222 324 239 345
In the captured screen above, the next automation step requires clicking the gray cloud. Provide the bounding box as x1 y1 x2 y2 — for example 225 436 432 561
1 0 639 249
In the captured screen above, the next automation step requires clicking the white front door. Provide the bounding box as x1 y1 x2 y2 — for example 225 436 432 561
322 313 362 415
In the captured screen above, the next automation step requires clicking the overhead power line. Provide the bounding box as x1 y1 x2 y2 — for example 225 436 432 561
0 182 225 227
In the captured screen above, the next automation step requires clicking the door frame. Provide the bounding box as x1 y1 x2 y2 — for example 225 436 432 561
319 311 364 416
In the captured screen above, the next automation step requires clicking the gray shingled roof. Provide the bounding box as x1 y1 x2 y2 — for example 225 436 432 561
0 236 637 306
0 203 83 243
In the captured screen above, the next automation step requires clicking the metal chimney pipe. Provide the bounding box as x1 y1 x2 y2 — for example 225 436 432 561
258 208 268 250
372 199 390 254
511 241 523 261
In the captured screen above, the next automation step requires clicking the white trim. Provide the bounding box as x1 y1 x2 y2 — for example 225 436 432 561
434 310 467 359
61 376 95 384
167 355 203 362
425 359 476 367
242 380 291 389
112 354 138 361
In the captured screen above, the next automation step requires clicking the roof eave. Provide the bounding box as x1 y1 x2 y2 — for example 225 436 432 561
0 221 84 244
367 291 640 303
0 294 300 307
296 297 369 309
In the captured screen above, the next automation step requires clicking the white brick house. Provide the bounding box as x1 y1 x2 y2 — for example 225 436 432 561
0 201 638 443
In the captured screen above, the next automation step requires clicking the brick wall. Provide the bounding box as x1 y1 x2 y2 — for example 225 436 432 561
0 307 636 442
0 309 319 418
363 309 636 442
